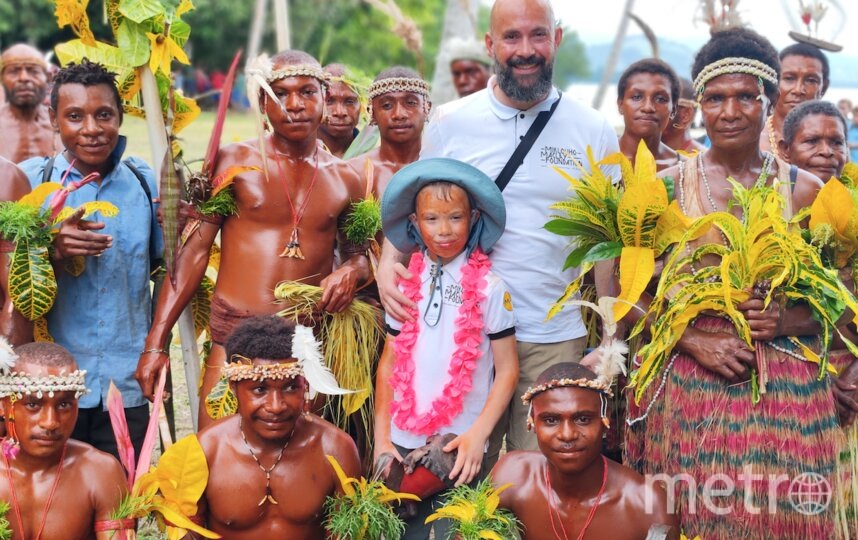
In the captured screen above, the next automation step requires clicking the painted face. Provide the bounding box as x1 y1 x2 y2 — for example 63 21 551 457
532 386 604 476
320 80 360 139
618 72 674 139
699 73 767 151
2 62 48 109
372 91 426 145
410 184 473 264
450 59 490 97
264 74 324 142
51 83 121 178
2 364 78 460
486 0 561 104
783 114 847 183
776 55 825 118
232 359 306 443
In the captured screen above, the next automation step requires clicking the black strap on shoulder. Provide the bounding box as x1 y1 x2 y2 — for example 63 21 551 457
41 155 55 184
789 164 798 193
495 91 562 192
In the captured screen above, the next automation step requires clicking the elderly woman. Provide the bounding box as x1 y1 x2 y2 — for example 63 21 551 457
616 58 681 170
623 28 843 539
779 99 849 184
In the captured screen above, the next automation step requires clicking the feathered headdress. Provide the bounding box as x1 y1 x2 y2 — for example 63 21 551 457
292 325 354 398
0 337 16 375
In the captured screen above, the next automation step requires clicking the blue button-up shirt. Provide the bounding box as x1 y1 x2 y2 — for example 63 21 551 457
20 137 163 409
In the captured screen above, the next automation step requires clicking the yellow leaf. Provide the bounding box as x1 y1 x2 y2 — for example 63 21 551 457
615 247 655 321
33 317 53 342
19 183 62 208
633 139 658 187
55 0 96 46
212 166 259 197
809 178 853 235
599 151 634 189
177 0 194 16
208 243 221 272
155 434 209 516
173 92 201 134
617 180 668 247
151 501 220 539
326 455 356 498
147 33 191 75
653 201 693 256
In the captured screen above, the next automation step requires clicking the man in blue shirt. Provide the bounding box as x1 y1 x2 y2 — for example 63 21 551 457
18 59 162 460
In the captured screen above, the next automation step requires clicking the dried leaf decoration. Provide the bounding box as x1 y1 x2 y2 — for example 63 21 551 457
55 0 96 46
52 201 120 224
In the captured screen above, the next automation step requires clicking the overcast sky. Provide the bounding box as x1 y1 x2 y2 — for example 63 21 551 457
551 0 853 56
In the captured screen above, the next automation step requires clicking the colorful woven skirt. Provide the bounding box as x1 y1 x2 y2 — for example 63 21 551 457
625 316 843 539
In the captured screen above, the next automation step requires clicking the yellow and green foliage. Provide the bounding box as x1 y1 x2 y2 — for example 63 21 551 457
425 478 520 540
546 141 688 322
116 434 220 540
324 455 418 540
629 178 858 403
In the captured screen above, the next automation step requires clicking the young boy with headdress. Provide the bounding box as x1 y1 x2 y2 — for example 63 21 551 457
374 157 519 538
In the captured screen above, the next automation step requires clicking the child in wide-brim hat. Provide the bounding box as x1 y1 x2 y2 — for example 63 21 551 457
374 157 519 538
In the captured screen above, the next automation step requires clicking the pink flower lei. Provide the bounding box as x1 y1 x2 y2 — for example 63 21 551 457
390 249 491 436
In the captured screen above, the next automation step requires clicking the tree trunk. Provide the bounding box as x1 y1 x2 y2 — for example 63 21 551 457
430 0 480 106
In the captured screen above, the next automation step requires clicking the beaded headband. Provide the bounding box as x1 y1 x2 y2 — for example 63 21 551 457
692 57 778 98
223 357 303 382
0 370 89 400
368 77 430 100
522 377 614 404
223 325 352 397
267 64 330 86
677 98 699 109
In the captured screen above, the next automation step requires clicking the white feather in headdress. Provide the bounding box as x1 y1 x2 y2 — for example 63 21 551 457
0 337 17 375
566 297 637 387
245 53 285 183
291 325 354 398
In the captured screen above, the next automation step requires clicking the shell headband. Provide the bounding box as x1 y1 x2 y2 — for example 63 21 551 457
367 77 431 124
0 370 89 400
224 325 353 398
693 56 778 99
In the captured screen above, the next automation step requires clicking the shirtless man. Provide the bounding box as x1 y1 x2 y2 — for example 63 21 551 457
492 363 677 540
192 316 361 539
0 341 131 539
349 66 429 200
759 43 829 158
136 50 369 427
0 44 58 163
318 63 362 158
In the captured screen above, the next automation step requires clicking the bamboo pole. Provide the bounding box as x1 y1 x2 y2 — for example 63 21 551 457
139 67 201 433
247 0 269 64
273 0 291 51
592 0 635 110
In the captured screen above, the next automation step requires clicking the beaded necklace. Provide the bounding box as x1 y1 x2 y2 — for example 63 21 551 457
544 455 609 540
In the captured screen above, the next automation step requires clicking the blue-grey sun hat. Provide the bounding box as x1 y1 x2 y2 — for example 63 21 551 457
381 157 506 254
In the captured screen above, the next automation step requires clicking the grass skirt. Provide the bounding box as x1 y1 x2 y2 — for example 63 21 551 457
625 316 843 539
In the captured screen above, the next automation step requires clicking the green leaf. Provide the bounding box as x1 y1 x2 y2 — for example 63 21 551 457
170 18 191 47
581 241 622 263
661 176 675 202
118 0 163 23
117 19 151 67
563 244 592 270
9 240 57 321
544 218 605 238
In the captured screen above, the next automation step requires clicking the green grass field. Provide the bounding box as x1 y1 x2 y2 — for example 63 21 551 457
120 109 259 167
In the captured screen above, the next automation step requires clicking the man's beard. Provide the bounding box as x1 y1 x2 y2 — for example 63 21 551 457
495 55 553 104
7 86 46 109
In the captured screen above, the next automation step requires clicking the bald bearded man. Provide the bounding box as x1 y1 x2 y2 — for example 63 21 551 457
0 44 58 163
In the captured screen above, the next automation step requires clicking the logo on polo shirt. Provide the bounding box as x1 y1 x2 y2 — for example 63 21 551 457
539 145 582 168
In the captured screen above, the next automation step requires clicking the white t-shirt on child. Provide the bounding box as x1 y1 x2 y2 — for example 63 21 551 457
386 250 516 450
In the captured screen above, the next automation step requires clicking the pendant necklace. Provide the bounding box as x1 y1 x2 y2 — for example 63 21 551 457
273 147 321 259
239 417 292 506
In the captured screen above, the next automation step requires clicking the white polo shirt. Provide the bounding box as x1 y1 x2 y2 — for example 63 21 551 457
386 251 516 449
421 79 619 343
